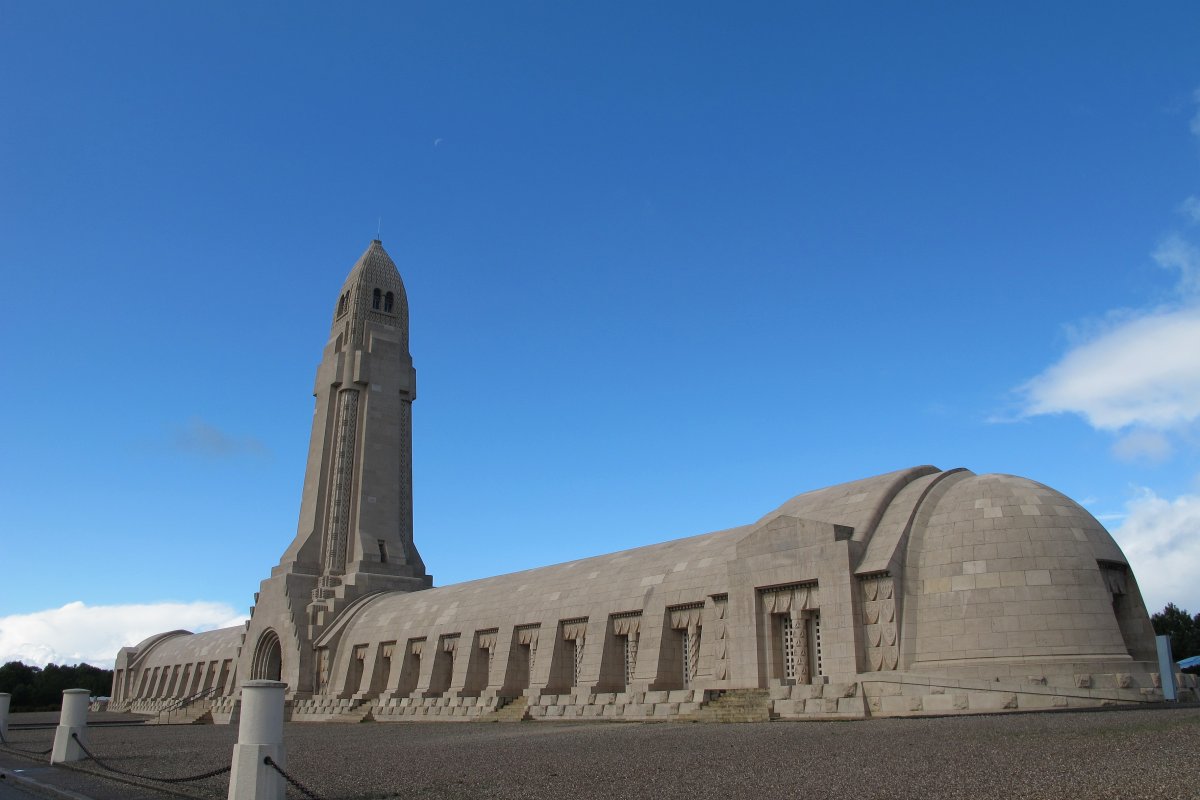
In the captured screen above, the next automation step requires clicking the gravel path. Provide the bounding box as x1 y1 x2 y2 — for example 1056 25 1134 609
2 706 1197 800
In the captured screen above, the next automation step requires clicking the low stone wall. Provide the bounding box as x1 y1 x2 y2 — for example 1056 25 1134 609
524 689 710 720
290 697 368 721
124 698 177 715
209 695 240 725
374 695 506 721
769 681 866 718
192 668 1200 726
855 670 1196 718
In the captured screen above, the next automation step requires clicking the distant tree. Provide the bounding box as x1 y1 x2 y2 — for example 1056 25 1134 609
0 661 38 709
1151 603 1200 662
0 661 114 711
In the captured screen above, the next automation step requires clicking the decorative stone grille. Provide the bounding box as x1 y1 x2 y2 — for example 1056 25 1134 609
782 615 797 681
559 619 588 688
572 639 585 687
811 612 823 678
516 625 539 676
315 648 329 694
612 612 642 688
623 635 637 687
668 603 703 688
761 582 820 683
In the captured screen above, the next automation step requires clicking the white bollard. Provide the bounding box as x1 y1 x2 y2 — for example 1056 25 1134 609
0 692 10 741
227 680 287 800
50 688 90 763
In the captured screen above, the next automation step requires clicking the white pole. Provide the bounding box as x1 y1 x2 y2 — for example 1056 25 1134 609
1156 634 1178 702
0 692 10 741
50 688 90 763
227 680 287 800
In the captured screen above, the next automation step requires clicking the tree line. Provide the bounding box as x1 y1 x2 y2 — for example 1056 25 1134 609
0 662 113 711
1151 603 1200 665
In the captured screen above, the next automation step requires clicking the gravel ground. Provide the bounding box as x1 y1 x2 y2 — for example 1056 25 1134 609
2 706 1197 800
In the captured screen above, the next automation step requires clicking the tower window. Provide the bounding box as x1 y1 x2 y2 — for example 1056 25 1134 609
372 288 381 310
384 291 394 313
378 540 388 564
337 293 348 316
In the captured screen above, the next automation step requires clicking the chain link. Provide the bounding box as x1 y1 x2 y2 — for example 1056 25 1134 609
0 727 53 756
264 755 322 799
69 732 231 783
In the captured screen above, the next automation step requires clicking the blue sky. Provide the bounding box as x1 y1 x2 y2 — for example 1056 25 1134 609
3 2 1200 667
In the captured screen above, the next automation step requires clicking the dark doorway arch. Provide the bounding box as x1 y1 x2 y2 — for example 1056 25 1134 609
251 629 283 681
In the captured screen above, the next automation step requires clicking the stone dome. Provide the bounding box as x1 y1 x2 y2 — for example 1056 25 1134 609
902 473 1157 670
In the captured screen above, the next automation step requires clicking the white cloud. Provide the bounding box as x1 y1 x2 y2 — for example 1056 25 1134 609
0 601 247 670
1017 89 1200 447
1114 488 1200 614
1020 306 1200 430
1153 235 1200 297
1111 429 1173 464
1181 196 1200 226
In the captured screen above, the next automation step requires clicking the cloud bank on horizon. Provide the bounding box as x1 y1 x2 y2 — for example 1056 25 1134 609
0 601 247 670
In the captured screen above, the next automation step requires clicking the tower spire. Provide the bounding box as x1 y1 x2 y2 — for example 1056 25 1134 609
244 240 429 693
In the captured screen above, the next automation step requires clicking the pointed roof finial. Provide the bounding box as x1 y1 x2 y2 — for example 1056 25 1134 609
376 216 382 242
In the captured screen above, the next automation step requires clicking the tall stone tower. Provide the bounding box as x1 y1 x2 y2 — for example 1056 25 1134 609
236 240 431 697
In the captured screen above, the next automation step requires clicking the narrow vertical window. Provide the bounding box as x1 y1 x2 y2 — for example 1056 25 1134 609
377 539 388 563
569 639 583 687
782 614 796 681
809 612 823 678
372 288 381 310
681 629 692 687
384 291 394 313
623 635 636 688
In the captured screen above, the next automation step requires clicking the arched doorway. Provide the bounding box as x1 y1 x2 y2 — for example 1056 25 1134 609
251 630 283 681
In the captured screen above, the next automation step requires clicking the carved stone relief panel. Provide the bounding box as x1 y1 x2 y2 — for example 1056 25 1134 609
860 573 898 671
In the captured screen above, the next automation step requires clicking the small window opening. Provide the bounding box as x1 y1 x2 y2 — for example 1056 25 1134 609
569 639 582 687
378 539 388 563
384 291 394 313
337 293 348 315
372 288 381 310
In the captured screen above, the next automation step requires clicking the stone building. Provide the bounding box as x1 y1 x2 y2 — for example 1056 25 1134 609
109 241 1183 722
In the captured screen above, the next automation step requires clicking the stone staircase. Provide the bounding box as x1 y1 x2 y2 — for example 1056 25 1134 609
678 689 773 723
147 704 214 725
331 703 374 723
477 697 527 722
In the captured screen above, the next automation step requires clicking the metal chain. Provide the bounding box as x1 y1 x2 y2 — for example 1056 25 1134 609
69 733 231 783
0 727 53 756
264 755 322 800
